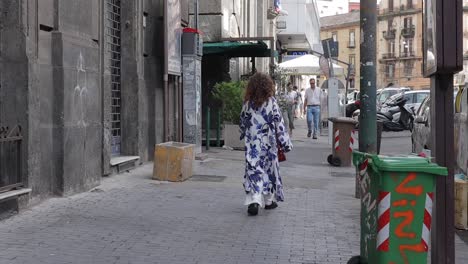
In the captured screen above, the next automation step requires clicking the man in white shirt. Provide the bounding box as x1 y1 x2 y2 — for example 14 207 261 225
303 78 322 139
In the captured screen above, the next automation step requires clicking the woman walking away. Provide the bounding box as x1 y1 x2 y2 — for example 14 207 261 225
240 73 293 216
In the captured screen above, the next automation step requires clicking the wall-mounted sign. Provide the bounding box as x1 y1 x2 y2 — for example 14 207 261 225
166 0 182 76
277 21 287 30
287 51 308 56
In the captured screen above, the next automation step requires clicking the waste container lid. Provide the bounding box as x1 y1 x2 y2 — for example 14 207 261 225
353 151 448 176
328 117 358 125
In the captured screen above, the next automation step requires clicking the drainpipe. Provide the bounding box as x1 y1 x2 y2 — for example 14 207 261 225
194 0 199 30
163 0 169 141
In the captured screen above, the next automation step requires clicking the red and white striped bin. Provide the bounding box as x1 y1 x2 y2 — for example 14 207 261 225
328 117 358 167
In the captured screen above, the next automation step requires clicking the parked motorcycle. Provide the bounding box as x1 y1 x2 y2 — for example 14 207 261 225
376 93 415 132
346 100 360 118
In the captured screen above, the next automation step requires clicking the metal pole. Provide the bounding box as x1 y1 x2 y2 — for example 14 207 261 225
345 66 351 105
216 109 221 147
194 0 199 30
326 40 335 78
206 107 210 150
430 74 455 264
163 0 169 141
358 0 377 154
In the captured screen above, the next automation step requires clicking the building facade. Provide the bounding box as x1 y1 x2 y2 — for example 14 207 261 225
377 0 429 89
316 0 349 17
0 0 188 207
320 11 361 90
276 0 321 54
349 0 360 12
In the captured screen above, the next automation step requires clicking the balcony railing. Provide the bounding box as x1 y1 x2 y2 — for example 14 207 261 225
382 53 396 59
401 26 415 38
383 29 396 40
0 125 23 193
400 51 416 58
348 41 356 48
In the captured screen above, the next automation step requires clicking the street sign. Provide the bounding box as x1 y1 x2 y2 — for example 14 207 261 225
321 38 339 59
423 0 463 76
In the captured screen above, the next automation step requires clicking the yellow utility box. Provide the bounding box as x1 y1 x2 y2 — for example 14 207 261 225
153 142 195 182
455 178 468 230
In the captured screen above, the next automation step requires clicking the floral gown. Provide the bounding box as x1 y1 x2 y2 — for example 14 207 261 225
239 97 292 207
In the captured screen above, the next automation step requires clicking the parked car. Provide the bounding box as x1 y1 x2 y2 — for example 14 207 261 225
411 89 466 161
380 90 429 114
377 87 411 109
411 96 431 153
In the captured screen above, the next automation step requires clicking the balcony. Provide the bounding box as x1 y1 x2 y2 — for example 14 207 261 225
400 51 416 58
383 29 396 40
348 41 356 48
382 53 396 60
401 26 415 38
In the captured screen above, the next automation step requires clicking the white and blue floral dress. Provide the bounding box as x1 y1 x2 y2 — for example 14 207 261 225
239 97 292 207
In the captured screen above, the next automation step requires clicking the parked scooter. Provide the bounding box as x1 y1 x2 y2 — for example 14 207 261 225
376 93 415 132
346 100 360 118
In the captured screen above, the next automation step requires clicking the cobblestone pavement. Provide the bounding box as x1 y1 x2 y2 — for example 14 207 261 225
0 120 466 264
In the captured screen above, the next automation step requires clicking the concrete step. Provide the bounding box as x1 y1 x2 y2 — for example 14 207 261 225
110 156 140 174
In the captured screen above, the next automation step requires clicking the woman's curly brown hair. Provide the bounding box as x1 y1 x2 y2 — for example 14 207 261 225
244 73 275 108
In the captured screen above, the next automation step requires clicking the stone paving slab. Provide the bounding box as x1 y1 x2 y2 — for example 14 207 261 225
0 120 466 264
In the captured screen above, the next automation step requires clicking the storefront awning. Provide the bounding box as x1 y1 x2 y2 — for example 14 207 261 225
203 41 276 58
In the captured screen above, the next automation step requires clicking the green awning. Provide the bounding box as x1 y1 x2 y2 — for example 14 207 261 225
203 41 276 58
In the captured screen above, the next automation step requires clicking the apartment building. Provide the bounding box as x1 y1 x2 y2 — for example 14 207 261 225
377 0 429 89
320 11 361 90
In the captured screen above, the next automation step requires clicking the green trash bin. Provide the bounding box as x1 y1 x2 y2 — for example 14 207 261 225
348 151 448 264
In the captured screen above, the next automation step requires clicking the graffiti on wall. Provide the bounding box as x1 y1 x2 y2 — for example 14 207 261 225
72 52 88 127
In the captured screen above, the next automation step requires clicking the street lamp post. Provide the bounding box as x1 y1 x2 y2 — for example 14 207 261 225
359 0 377 154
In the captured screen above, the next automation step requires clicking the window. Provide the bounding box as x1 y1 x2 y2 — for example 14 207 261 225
349 30 355 47
404 93 414 104
407 0 413 9
404 17 413 29
332 32 338 42
404 61 414 76
417 97 430 117
386 63 395 78
402 39 414 56
389 0 394 11
388 18 394 31
349 55 356 66
388 40 395 56
350 78 355 89
416 93 429 104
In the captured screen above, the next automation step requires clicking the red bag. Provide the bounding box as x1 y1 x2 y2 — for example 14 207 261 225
277 140 286 162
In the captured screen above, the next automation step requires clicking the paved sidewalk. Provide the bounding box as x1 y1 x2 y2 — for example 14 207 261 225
0 119 466 264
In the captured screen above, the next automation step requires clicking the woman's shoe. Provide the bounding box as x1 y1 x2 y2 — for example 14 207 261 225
265 202 278 210
247 203 259 216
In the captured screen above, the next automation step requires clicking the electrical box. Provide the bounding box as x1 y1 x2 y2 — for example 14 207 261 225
182 30 203 56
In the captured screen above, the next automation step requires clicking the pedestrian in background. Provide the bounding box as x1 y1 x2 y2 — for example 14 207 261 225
277 90 290 131
285 84 297 136
293 86 302 119
304 78 323 139
240 73 293 216
300 88 306 119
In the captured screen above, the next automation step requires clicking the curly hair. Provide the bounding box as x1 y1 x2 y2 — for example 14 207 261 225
244 73 275 108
